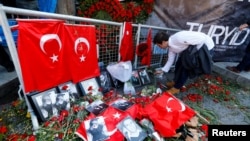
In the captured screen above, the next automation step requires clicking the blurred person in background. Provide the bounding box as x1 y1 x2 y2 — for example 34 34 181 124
226 22 250 73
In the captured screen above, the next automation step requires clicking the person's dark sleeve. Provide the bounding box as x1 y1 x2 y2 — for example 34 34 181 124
247 21 250 26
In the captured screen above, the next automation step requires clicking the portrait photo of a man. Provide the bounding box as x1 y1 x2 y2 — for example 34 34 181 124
79 78 102 96
33 88 59 121
130 70 141 87
139 69 151 85
117 116 147 141
85 117 109 141
86 100 109 116
54 93 70 112
58 82 81 102
111 99 134 111
98 71 112 93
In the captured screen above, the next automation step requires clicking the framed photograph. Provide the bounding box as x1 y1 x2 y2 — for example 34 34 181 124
110 99 134 111
86 99 109 116
110 75 123 88
84 117 109 141
27 88 69 122
78 78 102 96
117 116 147 141
130 70 141 87
57 81 81 102
97 71 112 94
138 69 151 85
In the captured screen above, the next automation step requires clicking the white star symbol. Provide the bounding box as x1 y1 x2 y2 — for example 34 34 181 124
50 54 58 62
126 31 129 35
166 107 172 112
113 112 121 119
79 55 86 62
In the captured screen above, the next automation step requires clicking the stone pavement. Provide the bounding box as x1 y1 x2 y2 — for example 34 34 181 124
212 62 250 90
0 66 19 104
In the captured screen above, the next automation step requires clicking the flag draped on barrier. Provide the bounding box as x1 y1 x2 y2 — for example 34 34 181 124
17 20 100 93
63 24 100 83
17 19 70 93
145 28 152 67
136 28 152 66
119 22 134 62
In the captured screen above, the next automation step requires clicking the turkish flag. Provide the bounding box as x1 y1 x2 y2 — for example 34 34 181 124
136 28 152 66
123 103 141 119
146 28 152 67
17 19 70 93
143 92 195 137
63 24 100 83
119 22 134 62
75 106 128 141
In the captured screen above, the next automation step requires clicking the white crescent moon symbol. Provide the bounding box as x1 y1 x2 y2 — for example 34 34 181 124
40 34 62 54
178 99 186 112
167 97 174 103
166 97 186 112
74 37 90 54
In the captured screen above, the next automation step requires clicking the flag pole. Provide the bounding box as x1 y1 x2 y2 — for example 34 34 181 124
195 111 210 124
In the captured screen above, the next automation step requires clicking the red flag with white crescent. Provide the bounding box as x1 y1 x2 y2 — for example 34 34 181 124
75 106 128 141
17 19 70 93
143 92 196 137
63 24 100 83
119 22 134 62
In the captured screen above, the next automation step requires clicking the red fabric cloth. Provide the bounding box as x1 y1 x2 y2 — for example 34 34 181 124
75 106 128 141
75 99 142 141
107 99 141 120
136 42 148 56
63 24 100 83
145 28 152 67
119 22 134 62
136 28 152 66
143 92 196 137
17 19 70 93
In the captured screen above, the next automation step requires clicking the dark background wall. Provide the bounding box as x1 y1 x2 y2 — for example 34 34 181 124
147 0 250 62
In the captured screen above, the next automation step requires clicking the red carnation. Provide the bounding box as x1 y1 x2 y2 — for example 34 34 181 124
62 85 69 91
0 125 7 134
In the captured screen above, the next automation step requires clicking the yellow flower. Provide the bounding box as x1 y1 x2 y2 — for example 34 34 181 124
26 112 31 118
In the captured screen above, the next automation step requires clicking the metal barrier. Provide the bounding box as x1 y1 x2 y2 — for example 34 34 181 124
0 5 180 131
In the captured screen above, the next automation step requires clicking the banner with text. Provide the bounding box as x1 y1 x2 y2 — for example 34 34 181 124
154 0 250 62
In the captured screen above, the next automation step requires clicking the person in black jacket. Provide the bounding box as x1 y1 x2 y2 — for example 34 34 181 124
226 22 250 73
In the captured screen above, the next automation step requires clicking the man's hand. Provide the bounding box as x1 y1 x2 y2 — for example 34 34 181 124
154 69 164 75
239 23 248 30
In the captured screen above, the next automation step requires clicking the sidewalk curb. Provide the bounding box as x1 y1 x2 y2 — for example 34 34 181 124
212 62 250 90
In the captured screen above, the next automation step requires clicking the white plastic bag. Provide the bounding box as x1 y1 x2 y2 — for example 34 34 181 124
123 81 136 95
106 61 132 82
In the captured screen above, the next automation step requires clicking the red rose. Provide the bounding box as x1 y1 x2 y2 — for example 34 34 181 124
201 124 208 137
225 90 230 95
28 135 36 141
60 110 69 117
0 126 7 134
